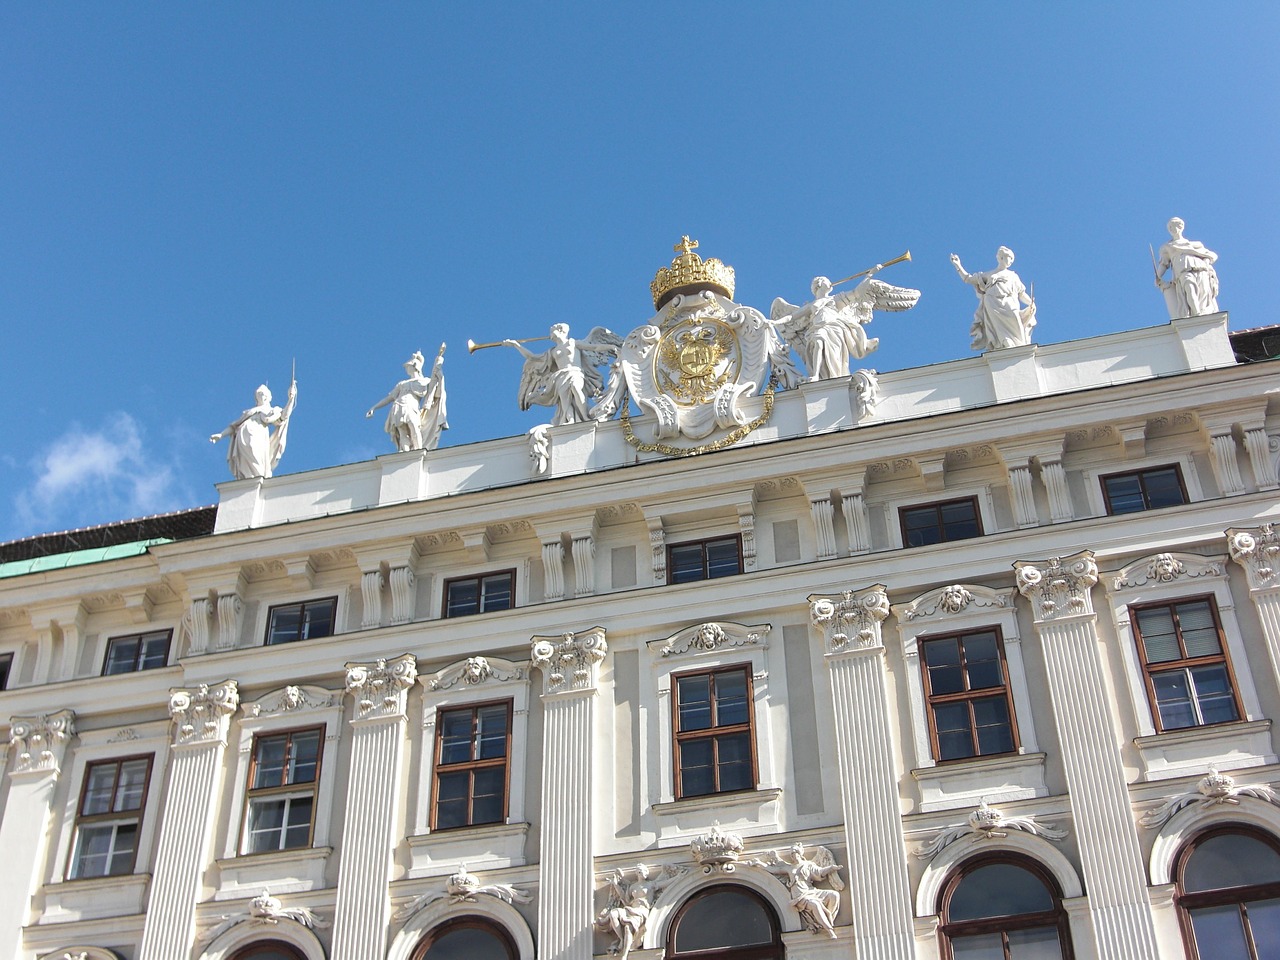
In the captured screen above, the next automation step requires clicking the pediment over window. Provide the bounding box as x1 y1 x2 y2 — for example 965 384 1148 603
649 621 771 659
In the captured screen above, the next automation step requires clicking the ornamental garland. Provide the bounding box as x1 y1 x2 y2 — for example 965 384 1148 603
621 378 777 458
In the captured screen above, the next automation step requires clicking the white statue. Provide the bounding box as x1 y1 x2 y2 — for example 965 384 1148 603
503 323 622 425
209 375 297 480
1155 217 1219 319
365 345 448 452
595 863 683 960
770 269 921 381
751 843 844 939
528 424 550 475
951 247 1037 351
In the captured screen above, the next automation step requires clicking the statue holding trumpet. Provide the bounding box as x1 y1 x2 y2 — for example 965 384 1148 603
770 251 920 382
469 323 622 426
365 344 448 452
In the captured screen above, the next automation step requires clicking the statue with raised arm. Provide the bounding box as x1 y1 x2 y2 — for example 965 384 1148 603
951 247 1037 351
595 863 684 960
771 265 920 382
751 843 844 938
1155 217 1219 319
209 374 297 480
365 345 448 452
503 323 622 425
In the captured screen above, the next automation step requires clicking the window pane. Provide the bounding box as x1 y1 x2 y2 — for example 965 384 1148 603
103 637 141 675
115 759 149 810
669 544 706 583
435 771 469 829
1188 904 1250 958
138 632 170 669
705 539 740 579
947 863 1054 921
253 736 289 788
715 732 753 792
949 934 1004 960
1136 607 1180 662
476 705 509 759
924 638 965 695
1183 833 1280 892
479 574 513 612
679 739 715 797
1103 474 1145 514
1152 670 1197 729
421 925 513 960
962 632 1003 689
82 764 119 815
1143 468 1185 509
1006 926 1064 958
282 797 313 849
973 697 1015 755
301 600 335 639
73 823 117 878
472 768 506 824
1178 601 1222 657
674 889 776 951
446 580 479 616
940 500 980 539
440 711 476 764
713 670 749 726
246 799 287 852
1190 665 1239 725
903 507 942 547
288 731 321 784
677 675 712 731
104 822 138 874
268 605 303 644
1246 897 1280 959
933 702 975 761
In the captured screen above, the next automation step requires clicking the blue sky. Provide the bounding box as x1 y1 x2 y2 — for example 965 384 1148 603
1 4 1277 542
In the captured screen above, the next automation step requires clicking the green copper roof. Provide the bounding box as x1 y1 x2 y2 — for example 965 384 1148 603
0 539 171 579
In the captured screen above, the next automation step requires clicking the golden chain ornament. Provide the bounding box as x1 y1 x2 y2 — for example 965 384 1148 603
621 377 777 457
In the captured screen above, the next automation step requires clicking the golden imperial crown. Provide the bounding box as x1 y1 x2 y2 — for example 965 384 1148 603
650 236 736 309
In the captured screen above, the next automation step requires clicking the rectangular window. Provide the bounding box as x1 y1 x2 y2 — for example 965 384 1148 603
68 756 152 879
265 598 337 646
243 728 322 853
919 629 1019 762
444 571 515 618
0 652 11 690
668 536 743 584
1102 465 1187 515
672 666 755 798
1131 598 1241 732
431 701 511 830
102 629 172 675
900 498 983 548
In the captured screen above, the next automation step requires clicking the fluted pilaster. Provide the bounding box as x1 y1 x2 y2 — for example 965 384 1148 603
810 497 838 560
542 540 566 601
1228 524 1280 695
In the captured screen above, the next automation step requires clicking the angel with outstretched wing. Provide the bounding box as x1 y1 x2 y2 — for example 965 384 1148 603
750 842 844 938
504 323 623 425
771 268 920 382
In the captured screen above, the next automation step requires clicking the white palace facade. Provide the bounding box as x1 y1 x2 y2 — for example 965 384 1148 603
3 243 1280 960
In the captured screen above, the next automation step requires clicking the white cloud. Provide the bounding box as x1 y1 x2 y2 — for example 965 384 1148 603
10 414 189 539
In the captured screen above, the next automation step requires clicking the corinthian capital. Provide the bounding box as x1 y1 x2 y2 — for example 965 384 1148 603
345 654 417 722
1227 524 1280 591
8 709 75 776
168 680 239 746
809 584 890 654
531 626 607 695
1015 551 1098 622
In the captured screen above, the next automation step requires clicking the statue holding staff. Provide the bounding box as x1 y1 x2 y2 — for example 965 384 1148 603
950 246 1037 351
209 368 298 480
1154 217 1219 319
365 345 448 452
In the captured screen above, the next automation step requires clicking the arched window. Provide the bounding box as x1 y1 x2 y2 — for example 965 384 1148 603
1175 826 1280 959
228 943 306 960
938 854 1071 959
410 917 518 960
666 885 783 959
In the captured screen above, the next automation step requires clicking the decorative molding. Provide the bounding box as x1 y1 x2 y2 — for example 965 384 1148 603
810 496 838 560
1015 551 1098 621
214 593 243 651
108 727 141 743
531 627 607 694
915 800 1068 860
840 491 871 555
388 566 416 624
1227 523 1280 590
690 823 745 873
572 535 596 596
542 540 566 602
1140 767 1280 828
185 596 212 655
896 583 1012 622
168 681 238 746
9 710 75 775
427 656 525 692
738 508 757 572
199 889 328 948
809 585 890 653
647 519 667 585
1111 551 1223 591
245 684 337 718
360 569 385 630
655 621 770 659
344 655 417 722
394 865 532 923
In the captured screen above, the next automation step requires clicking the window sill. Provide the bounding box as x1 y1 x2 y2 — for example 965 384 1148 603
912 751 1048 813
406 821 529 877
652 786 783 847
1134 718 1275 781
39 872 150 924
214 845 331 900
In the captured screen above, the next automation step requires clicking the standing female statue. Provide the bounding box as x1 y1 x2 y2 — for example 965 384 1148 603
951 246 1037 351
365 346 448 452
209 376 297 480
1155 217 1219 319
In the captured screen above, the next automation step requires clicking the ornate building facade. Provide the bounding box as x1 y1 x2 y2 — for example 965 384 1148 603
2 245 1279 960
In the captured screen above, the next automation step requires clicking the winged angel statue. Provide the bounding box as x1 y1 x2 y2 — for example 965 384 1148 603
504 323 623 425
749 842 845 938
771 267 921 382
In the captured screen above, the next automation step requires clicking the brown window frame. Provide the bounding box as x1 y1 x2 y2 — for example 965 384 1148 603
1130 596 1243 734
0 651 11 690
410 917 519 960
899 497 984 549
671 664 758 800
442 569 517 618
102 629 172 675
666 534 744 584
66 754 153 880
264 597 338 646
938 853 1074 959
1174 825 1280 960
919 627 1020 763
430 699 513 831
1101 463 1188 515
240 726 324 855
